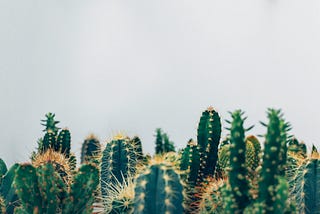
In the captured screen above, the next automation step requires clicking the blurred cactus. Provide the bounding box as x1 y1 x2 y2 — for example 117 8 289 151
81 134 101 164
257 109 292 213
132 136 144 161
14 163 99 214
101 134 138 197
134 160 185 214
0 163 20 214
288 137 307 158
225 110 252 212
154 128 175 154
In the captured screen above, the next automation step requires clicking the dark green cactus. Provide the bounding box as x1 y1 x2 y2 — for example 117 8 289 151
197 107 222 180
134 162 184 214
226 110 251 212
179 141 201 185
132 136 144 161
41 112 60 134
15 163 98 214
288 137 307 158
258 109 291 213
101 136 138 197
42 130 57 153
289 159 320 214
155 128 164 154
154 129 175 154
80 134 101 164
56 128 71 157
0 163 20 214
63 164 99 214
0 159 7 179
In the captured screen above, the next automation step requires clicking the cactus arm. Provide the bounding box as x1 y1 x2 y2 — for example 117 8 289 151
57 129 71 157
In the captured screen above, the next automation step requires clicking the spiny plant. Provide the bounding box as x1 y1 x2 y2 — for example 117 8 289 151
197 178 226 214
81 134 101 164
154 128 175 154
288 148 320 214
197 106 222 182
101 134 139 198
14 163 99 214
0 162 20 214
102 174 135 214
224 110 253 213
254 109 292 213
131 136 144 162
41 112 60 134
134 158 185 214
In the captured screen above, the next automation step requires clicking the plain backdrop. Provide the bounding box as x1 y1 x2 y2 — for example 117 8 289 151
1 0 320 166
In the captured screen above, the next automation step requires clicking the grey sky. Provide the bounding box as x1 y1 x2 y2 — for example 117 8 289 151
1 0 320 166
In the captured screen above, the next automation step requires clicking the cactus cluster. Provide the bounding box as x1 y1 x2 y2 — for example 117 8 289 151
1 107 318 214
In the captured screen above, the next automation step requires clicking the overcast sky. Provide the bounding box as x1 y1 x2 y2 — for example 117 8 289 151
1 0 320 166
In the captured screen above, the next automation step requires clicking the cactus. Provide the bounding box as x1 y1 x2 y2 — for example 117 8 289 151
132 136 143 161
154 129 175 154
56 128 71 157
15 163 99 214
0 196 5 214
134 160 185 214
257 109 291 213
288 137 307 158
32 149 72 183
63 164 99 213
198 178 225 214
0 159 7 179
41 112 60 134
197 107 221 181
226 110 251 212
102 174 135 214
81 134 101 164
0 163 20 214
289 158 320 214
245 135 261 170
179 141 201 185
101 135 138 197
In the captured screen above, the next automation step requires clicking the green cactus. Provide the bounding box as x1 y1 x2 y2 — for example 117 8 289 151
179 141 201 185
132 136 143 161
0 196 5 214
63 164 99 214
289 158 320 214
101 135 138 197
134 161 184 214
245 135 261 170
15 163 99 214
198 179 225 214
0 159 7 179
56 128 71 157
197 107 222 181
226 110 251 213
41 112 60 134
258 109 291 213
288 137 307 158
0 163 20 214
81 134 101 164
42 130 57 153
154 129 175 154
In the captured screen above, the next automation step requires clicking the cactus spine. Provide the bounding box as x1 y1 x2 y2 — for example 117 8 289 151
134 161 184 214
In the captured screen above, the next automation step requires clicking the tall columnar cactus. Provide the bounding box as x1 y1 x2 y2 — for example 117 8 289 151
258 109 291 213
154 129 175 154
180 141 201 185
81 134 101 164
134 161 185 214
289 159 320 214
226 110 251 213
0 163 20 214
101 135 138 197
0 159 7 185
197 107 221 180
245 135 261 170
14 163 99 214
